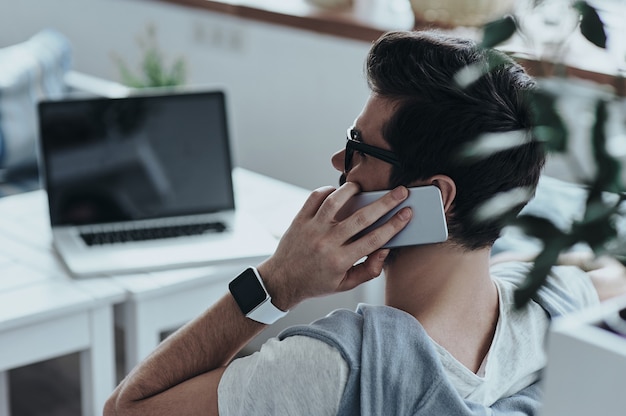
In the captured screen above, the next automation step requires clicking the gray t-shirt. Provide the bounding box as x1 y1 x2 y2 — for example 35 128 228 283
219 262 599 415
219 336 348 415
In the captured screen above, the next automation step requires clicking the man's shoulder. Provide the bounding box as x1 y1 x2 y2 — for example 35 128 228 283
279 304 421 342
279 304 433 368
278 307 363 348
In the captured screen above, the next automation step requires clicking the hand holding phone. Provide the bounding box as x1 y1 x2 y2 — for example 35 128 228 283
336 185 448 248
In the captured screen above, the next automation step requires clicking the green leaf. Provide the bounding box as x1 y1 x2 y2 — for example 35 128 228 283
514 214 566 241
165 59 187 86
143 48 166 87
532 126 566 152
529 90 568 152
111 53 145 88
590 99 624 193
514 237 570 307
454 49 514 89
473 186 534 222
566 187 623 253
574 1 607 48
481 16 517 49
459 130 532 161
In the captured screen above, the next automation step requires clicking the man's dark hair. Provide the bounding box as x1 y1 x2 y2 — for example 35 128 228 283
366 30 545 250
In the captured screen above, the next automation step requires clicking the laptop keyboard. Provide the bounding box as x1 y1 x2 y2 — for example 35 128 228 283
80 222 227 246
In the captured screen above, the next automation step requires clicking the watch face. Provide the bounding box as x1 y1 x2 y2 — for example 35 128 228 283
229 268 268 315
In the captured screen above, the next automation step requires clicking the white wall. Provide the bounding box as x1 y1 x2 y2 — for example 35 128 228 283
0 0 373 190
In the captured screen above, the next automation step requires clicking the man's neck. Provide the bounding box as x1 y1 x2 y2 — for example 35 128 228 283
384 243 499 373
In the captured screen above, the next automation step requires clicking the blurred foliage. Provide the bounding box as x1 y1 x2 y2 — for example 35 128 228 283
478 1 625 307
112 24 187 88
573 1 607 48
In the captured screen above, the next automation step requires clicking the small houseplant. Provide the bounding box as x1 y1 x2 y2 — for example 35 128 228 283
112 24 187 88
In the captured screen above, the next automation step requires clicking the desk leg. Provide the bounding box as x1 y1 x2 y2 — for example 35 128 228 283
80 306 115 416
121 302 161 375
0 371 9 416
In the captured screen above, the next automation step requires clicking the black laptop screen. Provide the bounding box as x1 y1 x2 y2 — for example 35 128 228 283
38 90 235 226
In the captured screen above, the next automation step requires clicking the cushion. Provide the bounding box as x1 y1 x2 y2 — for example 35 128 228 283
0 29 72 172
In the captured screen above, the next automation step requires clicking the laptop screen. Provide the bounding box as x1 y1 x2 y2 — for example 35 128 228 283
38 90 235 226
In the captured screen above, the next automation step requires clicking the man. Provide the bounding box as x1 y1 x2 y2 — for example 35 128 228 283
104 30 620 416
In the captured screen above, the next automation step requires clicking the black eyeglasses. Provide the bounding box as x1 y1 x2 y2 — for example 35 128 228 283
344 128 400 173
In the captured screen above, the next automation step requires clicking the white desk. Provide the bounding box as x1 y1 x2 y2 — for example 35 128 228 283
0 229 125 416
0 168 309 411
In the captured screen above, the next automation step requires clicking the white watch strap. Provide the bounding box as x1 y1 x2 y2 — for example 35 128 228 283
247 297 288 325
246 267 288 325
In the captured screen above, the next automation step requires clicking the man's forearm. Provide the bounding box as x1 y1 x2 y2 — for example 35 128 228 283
105 293 266 416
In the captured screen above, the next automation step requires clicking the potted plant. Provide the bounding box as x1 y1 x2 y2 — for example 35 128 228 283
112 24 187 88
473 1 625 305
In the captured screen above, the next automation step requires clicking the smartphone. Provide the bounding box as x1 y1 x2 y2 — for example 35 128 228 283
336 186 448 248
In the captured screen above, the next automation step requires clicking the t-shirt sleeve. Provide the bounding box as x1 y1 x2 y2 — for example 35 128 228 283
218 335 348 416
547 264 600 308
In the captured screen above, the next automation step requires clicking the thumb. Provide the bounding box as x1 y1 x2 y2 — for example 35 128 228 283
339 249 389 292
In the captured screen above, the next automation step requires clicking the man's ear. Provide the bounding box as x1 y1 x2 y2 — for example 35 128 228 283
430 175 456 213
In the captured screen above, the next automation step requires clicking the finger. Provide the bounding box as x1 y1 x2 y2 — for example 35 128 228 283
315 182 361 221
338 249 390 292
338 186 409 241
347 206 412 258
294 186 336 220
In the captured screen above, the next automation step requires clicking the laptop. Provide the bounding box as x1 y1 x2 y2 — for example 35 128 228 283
37 89 277 277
